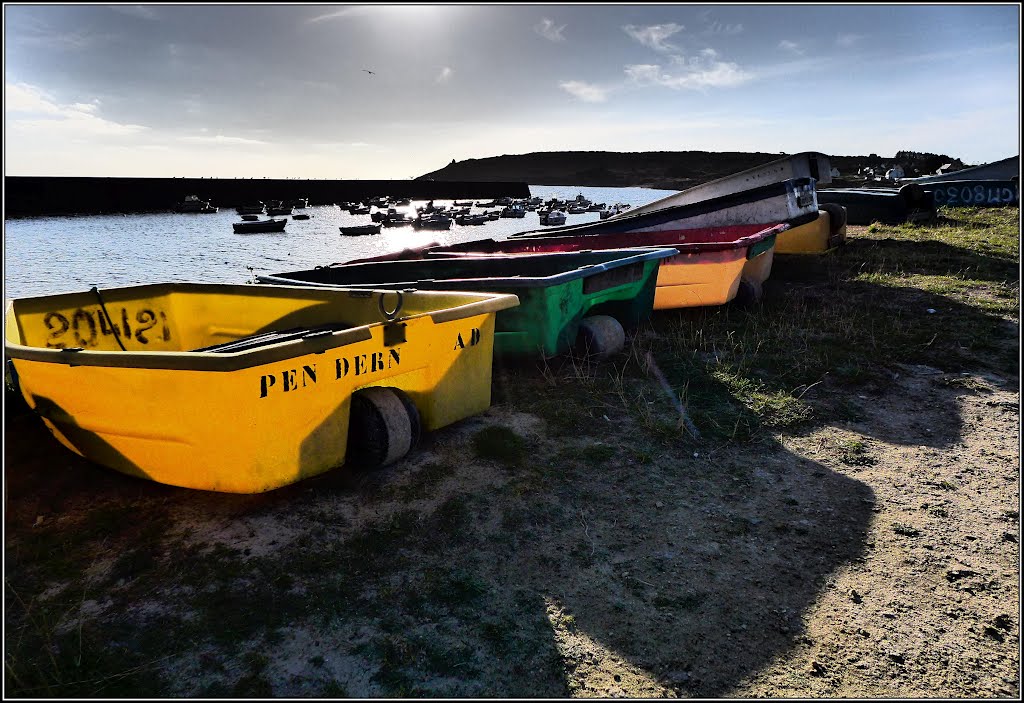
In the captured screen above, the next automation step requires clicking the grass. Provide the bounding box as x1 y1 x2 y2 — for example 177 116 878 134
4 205 1019 697
497 206 1018 444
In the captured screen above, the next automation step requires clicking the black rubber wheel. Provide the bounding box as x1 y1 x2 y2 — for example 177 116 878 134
734 277 764 307
898 183 928 209
346 387 420 470
819 203 847 235
576 315 625 358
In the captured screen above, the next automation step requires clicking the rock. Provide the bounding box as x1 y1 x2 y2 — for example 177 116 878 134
850 589 863 603
888 652 905 664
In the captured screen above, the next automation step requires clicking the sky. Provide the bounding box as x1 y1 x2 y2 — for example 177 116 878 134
4 3 1021 179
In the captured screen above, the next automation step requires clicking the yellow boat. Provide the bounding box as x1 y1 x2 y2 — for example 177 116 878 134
774 206 848 255
5 283 519 493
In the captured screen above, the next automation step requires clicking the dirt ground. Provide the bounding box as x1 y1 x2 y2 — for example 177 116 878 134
3 219 1021 697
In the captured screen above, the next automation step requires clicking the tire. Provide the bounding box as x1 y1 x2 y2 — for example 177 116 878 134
576 315 625 358
734 277 764 307
898 183 928 209
819 203 847 235
346 387 420 470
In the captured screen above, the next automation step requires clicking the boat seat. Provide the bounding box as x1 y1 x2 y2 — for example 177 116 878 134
191 322 353 353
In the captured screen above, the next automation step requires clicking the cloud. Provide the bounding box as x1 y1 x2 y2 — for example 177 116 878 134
436 67 453 84
108 5 160 20
778 40 804 55
836 33 862 47
623 23 684 52
702 21 743 36
700 48 719 59
534 18 567 42
5 82 63 114
306 6 371 23
179 134 269 146
559 80 610 103
625 56 751 90
6 82 145 137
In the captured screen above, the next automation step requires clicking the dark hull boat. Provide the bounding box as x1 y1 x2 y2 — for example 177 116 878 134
232 218 288 233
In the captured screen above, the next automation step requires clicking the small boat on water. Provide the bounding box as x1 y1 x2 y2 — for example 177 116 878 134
500 204 527 218
259 248 676 358
456 213 489 226
540 210 567 226
340 224 382 236
236 203 266 215
233 218 288 234
241 214 260 221
292 213 311 220
5 283 518 492
175 195 217 213
413 215 453 230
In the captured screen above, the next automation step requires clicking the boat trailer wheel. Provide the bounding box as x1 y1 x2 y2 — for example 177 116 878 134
576 315 626 358
346 387 421 470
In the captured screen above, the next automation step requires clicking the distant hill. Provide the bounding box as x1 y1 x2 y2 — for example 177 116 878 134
417 150 963 190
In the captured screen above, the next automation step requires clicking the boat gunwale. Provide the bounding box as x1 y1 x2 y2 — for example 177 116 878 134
258 247 678 291
433 223 790 259
509 177 817 239
4 283 519 372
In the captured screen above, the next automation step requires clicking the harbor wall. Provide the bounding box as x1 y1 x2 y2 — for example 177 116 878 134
3 177 532 217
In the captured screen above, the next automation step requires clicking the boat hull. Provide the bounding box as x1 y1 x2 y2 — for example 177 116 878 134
259 249 676 357
513 178 816 240
5 284 518 493
426 223 784 309
774 209 846 254
623 152 832 218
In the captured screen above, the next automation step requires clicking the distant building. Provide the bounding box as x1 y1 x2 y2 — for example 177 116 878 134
936 160 964 175
885 165 905 180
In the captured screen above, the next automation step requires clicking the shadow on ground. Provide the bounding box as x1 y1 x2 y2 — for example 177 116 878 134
5 383 874 697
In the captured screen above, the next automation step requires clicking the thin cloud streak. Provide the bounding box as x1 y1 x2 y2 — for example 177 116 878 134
623 23 684 52
559 80 609 103
625 58 751 90
534 18 567 42
778 40 804 55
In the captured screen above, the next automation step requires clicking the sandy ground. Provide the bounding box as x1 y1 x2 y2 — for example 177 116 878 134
3 351 1019 697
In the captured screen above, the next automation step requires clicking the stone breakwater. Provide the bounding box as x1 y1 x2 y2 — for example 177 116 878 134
4 176 532 217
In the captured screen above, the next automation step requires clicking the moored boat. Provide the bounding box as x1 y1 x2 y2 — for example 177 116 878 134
236 203 266 215
4 283 518 492
340 224 383 236
175 195 217 213
233 218 288 233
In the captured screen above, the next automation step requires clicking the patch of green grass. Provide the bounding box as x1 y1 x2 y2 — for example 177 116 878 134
837 439 876 466
472 426 527 467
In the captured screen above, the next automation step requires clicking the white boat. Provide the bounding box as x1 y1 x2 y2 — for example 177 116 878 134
540 210 567 226
621 151 832 219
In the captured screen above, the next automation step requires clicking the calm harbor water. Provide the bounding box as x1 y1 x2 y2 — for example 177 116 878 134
3 185 677 300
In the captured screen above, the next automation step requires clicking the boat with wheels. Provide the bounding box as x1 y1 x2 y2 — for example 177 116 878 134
4 283 518 492
259 248 676 358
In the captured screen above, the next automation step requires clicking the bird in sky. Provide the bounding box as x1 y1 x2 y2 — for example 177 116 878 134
363 69 375 75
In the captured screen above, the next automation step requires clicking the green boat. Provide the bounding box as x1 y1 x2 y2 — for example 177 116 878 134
259 248 676 357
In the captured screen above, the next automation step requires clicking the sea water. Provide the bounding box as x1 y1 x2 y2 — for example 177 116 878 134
3 185 677 300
